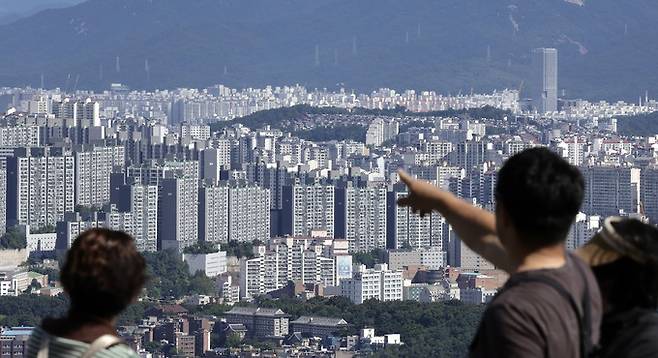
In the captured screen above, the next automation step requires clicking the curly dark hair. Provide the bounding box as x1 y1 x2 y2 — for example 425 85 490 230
60 228 147 318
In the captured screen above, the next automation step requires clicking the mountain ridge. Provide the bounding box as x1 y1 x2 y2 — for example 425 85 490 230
0 0 656 100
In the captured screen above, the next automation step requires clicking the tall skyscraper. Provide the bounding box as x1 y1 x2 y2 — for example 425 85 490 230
530 48 558 113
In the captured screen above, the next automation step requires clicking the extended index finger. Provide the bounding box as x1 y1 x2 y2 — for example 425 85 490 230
397 170 414 187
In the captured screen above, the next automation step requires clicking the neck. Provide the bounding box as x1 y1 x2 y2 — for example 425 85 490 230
67 310 117 329
513 244 567 273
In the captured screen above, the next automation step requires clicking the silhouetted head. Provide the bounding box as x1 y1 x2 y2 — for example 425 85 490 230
61 228 146 319
579 217 658 312
495 147 584 253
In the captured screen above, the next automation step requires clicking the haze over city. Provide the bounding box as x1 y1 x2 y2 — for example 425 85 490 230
1 1 658 357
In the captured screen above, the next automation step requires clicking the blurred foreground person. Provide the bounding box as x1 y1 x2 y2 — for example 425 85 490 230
398 147 601 357
577 217 658 358
27 228 145 358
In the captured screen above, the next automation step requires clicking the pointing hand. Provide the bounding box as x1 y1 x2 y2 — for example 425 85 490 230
397 170 442 217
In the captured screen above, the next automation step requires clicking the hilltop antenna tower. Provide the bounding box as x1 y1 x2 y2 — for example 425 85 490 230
145 59 150 83
73 74 80 92
64 73 71 93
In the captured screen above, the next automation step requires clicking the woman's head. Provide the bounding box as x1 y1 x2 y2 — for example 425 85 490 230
61 228 146 319
579 218 658 312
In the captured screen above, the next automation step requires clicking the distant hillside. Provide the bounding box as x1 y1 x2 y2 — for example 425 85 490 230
210 104 511 142
0 0 657 100
0 0 83 25
618 112 658 137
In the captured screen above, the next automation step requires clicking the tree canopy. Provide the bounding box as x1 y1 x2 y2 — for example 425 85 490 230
250 296 485 357
142 249 216 299
0 227 26 249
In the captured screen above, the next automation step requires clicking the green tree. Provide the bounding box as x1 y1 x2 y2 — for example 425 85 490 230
221 240 262 259
225 333 242 348
352 248 387 268
183 242 219 255
0 227 26 249
188 272 215 296
142 249 192 299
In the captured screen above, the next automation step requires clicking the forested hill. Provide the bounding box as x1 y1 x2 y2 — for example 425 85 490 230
617 112 658 137
209 105 511 142
0 0 657 100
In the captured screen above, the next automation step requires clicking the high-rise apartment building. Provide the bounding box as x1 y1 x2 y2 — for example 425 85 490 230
129 160 199 252
388 190 444 249
199 185 229 244
52 98 100 126
109 176 159 252
335 184 387 252
565 212 602 251
228 183 270 243
530 48 558 113
239 238 336 299
0 125 40 147
365 119 399 146
641 167 658 223
0 162 6 236
75 145 125 207
281 184 335 238
582 166 640 217
453 141 487 171
159 175 199 252
6 147 75 229
201 141 231 184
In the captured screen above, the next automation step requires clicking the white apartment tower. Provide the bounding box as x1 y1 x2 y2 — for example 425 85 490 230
228 183 270 243
336 185 387 252
7 147 75 229
365 118 399 146
282 184 335 238
75 145 125 207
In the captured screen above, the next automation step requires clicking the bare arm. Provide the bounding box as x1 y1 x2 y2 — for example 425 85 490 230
397 170 513 272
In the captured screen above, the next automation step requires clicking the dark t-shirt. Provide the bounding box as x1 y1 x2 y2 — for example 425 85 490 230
469 253 602 358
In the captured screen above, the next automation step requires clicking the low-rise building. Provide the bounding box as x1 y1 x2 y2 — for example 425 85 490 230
339 264 403 304
0 327 33 357
386 247 446 270
183 251 227 277
290 316 349 338
224 306 289 339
